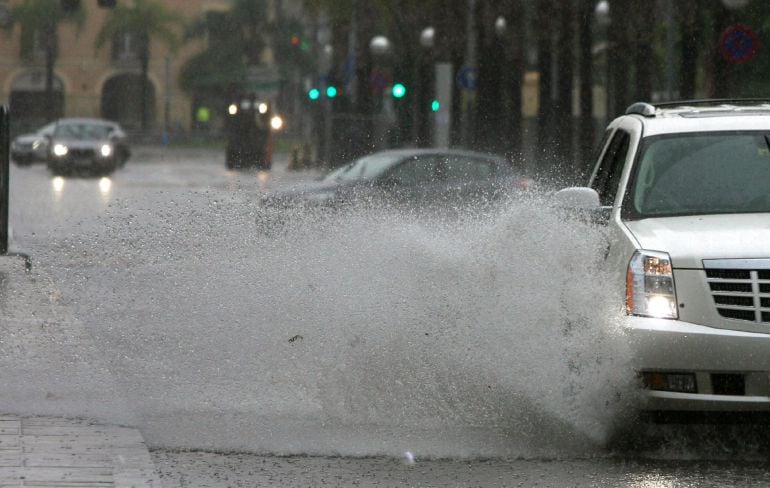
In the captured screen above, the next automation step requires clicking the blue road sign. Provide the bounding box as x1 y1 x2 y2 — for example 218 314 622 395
457 66 479 91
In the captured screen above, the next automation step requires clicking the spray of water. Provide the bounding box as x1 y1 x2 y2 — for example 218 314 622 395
14 188 640 458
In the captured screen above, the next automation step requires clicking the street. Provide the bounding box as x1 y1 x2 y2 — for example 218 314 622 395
6 147 770 486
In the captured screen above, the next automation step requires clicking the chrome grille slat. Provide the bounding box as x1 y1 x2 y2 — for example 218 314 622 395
713 304 758 311
704 264 770 324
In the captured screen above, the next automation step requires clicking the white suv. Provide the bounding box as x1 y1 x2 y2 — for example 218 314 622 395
556 100 770 412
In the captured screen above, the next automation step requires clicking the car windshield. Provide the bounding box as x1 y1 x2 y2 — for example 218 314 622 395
38 122 56 136
323 152 402 181
630 132 770 217
54 122 112 140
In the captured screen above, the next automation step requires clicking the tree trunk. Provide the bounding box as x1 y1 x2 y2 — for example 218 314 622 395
475 0 504 153
632 1 655 102
608 0 630 117
680 1 699 99
555 0 575 173
577 0 594 180
505 0 524 161
139 33 150 132
708 3 732 98
44 25 57 122
536 0 555 164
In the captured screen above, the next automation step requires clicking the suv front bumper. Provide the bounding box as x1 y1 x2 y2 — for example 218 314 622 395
626 316 770 411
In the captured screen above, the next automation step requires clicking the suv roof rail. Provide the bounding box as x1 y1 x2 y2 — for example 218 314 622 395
625 102 656 117
655 98 770 108
626 99 770 118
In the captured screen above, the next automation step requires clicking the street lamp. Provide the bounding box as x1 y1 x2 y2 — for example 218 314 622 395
419 27 435 49
369 36 392 56
595 0 610 26
595 0 611 121
494 17 507 37
369 35 395 149
416 27 437 146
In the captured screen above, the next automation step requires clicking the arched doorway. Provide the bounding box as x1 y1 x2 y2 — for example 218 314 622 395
9 70 64 131
101 73 156 130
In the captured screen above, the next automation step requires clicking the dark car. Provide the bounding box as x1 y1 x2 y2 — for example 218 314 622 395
46 118 131 176
260 148 533 212
11 122 56 165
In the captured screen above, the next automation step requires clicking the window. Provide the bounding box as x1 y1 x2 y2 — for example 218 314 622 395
591 129 630 207
442 156 495 181
112 33 145 61
20 27 52 62
387 156 440 186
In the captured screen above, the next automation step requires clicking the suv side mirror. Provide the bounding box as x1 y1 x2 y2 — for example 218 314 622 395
552 187 611 225
552 187 600 208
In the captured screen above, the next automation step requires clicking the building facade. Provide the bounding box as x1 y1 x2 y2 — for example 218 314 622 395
0 0 289 134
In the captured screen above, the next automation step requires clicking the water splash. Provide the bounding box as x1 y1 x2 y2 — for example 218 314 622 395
23 190 638 458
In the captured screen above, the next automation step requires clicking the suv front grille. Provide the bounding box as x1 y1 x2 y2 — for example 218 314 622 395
705 263 770 324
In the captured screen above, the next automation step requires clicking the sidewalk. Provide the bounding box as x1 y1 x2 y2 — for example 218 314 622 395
0 416 159 487
0 256 160 487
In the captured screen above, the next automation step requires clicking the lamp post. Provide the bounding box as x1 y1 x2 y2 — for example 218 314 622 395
415 27 435 146
595 0 611 122
369 35 394 149
460 0 478 147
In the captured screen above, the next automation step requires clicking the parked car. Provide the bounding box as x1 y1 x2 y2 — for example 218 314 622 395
11 122 56 165
45 118 130 176
554 100 770 414
260 148 533 211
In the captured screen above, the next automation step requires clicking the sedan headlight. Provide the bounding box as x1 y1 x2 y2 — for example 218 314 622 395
53 144 68 157
100 144 113 157
626 250 678 319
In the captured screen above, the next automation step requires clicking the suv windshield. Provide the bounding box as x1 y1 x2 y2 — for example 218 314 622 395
629 132 770 218
54 123 112 140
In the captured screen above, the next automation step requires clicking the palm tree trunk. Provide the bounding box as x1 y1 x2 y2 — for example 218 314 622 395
505 0 524 161
632 1 655 102
556 0 575 171
140 35 150 132
536 0 555 164
680 1 700 99
44 25 56 122
578 0 594 179
608 0 630 117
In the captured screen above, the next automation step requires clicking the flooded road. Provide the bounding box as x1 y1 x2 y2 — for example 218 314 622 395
8 147 770 485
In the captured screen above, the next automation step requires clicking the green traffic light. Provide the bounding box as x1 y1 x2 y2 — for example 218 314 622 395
326 86 338 98
308 88 320 100
392 83 407 98
431 100 440 112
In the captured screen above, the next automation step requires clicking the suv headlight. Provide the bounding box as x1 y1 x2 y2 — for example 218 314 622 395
100 144 113 157
626 250 678 319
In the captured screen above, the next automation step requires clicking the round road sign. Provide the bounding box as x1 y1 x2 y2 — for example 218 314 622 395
719 24 758 64
456 67 479 91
